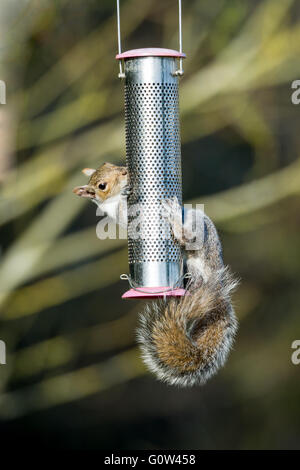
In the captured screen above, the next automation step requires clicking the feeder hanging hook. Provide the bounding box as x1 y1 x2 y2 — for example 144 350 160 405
116 0 184 79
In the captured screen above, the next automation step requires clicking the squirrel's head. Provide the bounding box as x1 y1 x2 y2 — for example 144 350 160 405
73 162 128 202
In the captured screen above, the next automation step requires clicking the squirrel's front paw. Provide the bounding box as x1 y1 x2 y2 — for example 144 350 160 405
161 197 184 243
161 197 182 222
121 184 132 198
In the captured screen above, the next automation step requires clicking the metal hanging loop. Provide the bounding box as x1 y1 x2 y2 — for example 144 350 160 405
116 0 184 79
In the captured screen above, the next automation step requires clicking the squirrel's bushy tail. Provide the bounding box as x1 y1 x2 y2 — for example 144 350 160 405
137 267 238 387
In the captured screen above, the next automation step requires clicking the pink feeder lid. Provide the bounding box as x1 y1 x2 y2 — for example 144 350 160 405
116 48 186 60
122 287 186 299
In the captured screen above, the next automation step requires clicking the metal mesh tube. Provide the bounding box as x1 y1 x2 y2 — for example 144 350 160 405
123 56 183 288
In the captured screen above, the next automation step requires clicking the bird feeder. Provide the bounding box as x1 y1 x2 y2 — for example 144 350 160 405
117 0 186 299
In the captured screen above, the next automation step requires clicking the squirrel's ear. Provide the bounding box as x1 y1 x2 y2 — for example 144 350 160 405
82 168 96 177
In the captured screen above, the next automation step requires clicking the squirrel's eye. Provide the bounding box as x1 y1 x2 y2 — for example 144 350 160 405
98 183 107 190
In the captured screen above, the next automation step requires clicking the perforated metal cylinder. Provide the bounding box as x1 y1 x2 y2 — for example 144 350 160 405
123 54 183 289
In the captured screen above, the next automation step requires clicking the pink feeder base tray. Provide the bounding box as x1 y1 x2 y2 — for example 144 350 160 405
122 287 186 299
116 48 186 60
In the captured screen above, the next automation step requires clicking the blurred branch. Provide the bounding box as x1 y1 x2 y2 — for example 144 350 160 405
0 175 87 311
15 0 155 151
199 157 300 223
181 0 296 114
2 249 128 320
233 26 300 91
226 95 278 174
0 347 146 420
0 107 16 182
25 227 125 282
12 307 140 380
14 0 153 119
17 90 115 150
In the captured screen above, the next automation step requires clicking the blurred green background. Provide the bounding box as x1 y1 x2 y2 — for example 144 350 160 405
0 0 300 450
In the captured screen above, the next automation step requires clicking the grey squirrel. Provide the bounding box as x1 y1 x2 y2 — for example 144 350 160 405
73 162 238 387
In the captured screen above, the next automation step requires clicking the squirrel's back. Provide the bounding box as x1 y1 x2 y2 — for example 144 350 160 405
137 267 238 387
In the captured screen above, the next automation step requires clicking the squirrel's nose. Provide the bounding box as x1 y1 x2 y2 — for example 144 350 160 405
73 185 95 198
